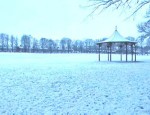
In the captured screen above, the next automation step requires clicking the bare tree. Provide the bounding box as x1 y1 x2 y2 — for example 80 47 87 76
60 38 66 53
73 40 80 53
66 38 72 53
15 37 18 52
48 39 54 53
5 34 9 52
40 38 48 52
79 40 84 53
137 35 145 54
137 8 150 53
85 39 94 53
10 35 15 52
88 0 150 16
138 20 150 39
32 38 39 52
93 39 100 53
0 33 5 51
60 38 72 53
21 35 31 52
146 37 150 46
0 33 9 52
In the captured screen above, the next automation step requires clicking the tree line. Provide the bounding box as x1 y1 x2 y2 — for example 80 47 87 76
0 34 100 53
0 33 150 54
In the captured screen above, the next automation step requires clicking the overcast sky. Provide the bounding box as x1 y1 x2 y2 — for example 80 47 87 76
0 0 148 40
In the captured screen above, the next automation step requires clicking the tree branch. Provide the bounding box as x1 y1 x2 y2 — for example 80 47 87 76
88 0 150 17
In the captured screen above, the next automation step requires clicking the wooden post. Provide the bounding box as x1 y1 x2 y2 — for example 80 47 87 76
110 43 112 61
99 45 100 61
135 44 136 62
107 45 110 61
120 45 122 61
126 43 128 62
131 44 133 62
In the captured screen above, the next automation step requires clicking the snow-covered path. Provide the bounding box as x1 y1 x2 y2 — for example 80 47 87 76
0 53 150 114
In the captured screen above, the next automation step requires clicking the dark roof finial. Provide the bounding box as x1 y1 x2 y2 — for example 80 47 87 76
115 26 117 31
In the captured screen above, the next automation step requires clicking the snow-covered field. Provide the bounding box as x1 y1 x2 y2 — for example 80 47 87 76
0 53 150 115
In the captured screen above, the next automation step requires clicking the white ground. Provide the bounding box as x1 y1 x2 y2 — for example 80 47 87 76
0 53 150 115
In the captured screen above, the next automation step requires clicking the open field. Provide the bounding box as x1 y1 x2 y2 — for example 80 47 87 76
0 53 150 114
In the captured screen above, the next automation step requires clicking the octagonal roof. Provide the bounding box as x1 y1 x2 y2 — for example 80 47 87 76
97 27 137 44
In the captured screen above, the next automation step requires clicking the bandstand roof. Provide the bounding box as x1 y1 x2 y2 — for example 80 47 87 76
97 28 137 44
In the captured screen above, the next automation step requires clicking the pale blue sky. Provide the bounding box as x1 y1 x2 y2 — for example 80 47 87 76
0 0 147 40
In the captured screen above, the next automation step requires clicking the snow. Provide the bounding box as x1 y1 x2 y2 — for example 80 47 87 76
0 53 150 114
